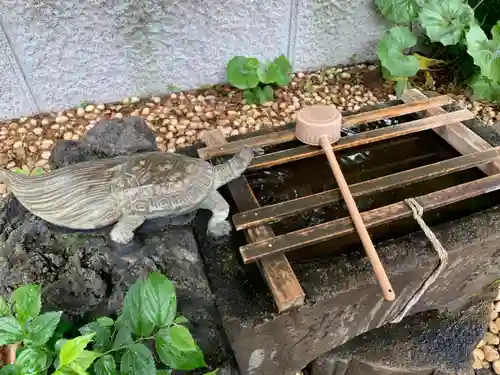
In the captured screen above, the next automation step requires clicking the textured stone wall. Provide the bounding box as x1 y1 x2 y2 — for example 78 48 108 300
0 0 386 119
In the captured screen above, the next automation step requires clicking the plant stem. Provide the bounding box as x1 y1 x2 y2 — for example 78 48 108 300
102 335 156 356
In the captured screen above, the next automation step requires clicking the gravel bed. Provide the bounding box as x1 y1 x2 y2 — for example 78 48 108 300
1 63 500 373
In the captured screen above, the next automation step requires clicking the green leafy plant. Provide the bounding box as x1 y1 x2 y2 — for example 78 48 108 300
226 55 293 105
0 272 217 375
375 0 500 101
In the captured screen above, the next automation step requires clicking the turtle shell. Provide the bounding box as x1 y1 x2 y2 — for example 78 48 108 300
115 151 215 215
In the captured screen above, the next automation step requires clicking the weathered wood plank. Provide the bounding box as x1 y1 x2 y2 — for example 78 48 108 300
200 129 305 312
232 146 500 230
401 89 500 176
247 109 474 171
197 95 453 160
238 172 500 263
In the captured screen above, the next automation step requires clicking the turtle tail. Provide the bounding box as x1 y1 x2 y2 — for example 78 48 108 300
213 147 254 189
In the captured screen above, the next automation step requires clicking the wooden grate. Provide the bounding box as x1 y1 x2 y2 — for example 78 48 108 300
198 88 500 312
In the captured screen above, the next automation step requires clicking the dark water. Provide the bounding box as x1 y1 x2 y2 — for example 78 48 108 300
243 124 500 262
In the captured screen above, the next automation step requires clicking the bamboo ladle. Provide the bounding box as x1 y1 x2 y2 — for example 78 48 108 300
295 105 396 302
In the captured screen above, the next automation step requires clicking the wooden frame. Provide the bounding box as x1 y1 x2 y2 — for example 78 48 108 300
198 89 500 312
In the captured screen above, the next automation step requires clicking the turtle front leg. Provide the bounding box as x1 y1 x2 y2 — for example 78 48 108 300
110 215 145 244
200 191 232 237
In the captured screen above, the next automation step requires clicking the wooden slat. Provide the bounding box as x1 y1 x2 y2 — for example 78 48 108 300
200 129 305 312
247 109 474 171
238 172 500 263
233 146 500 230
401 89 500 176
197 95 453 160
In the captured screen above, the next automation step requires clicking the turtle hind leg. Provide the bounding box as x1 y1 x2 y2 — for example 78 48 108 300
109 215 145 245
200 191 231 237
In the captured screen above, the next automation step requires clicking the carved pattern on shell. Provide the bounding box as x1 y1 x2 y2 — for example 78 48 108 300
114 152 215 214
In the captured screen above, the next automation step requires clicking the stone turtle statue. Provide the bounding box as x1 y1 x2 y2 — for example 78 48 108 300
0 148 254 244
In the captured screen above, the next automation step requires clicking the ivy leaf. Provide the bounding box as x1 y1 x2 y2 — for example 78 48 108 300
259 55 292 86
243 89 258 105
11 284 41 324
419 0 474 46
58 333 95 368
94 354 117 375
378 27 420 77
78 321 112 351
375 0 421 23
0 317 23 345
466 25 500 81
26 311 62 346
155 325 206 370
15 347 51 374
226 56 260 90
120 343 156 375
394 77 412 97
469 74 500 101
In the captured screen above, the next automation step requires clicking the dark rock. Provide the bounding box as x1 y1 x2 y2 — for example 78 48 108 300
310 288 492 375
193 203 500 375
49 116 158 168
0 117 231 369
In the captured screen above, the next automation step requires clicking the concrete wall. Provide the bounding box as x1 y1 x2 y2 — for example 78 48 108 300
0 0 387 120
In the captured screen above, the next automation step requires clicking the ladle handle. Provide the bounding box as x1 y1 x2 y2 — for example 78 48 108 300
320 135 396 302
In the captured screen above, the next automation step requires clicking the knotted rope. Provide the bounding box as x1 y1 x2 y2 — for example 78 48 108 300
390 198 449 324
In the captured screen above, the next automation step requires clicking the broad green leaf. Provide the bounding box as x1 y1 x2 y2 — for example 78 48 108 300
0 297 10 318
204 370 219 375
155 325 206 370
469 74 500 101
419 0 474 46
11 284 41 324
378 27 420 78
157 371 172 375
93 354 117 375
78 322 111 351
0 364 15 375
226 56 260 90
119 343 156 375
121 272 176 337
375 0 421 23
143 272 177 328
96 317 114 327
112 326 133 350
26 311 62 346
466 25 500 81
174 316 189 324
71 350 101 371
15 347 50 374
258 55 292 86
58 333 95 368
0 317 23 345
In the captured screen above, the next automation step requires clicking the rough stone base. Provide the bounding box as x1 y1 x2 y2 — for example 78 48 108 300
311 293 492 375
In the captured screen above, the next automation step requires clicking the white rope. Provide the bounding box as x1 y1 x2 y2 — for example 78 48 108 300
390 198 449 324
